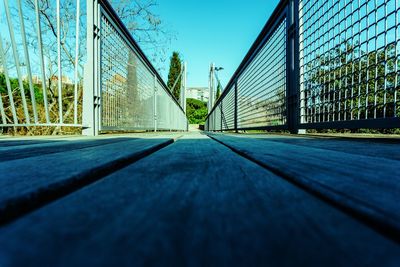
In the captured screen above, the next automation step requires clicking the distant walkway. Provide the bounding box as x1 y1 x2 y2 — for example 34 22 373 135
188 124 202 132
0 133 399 266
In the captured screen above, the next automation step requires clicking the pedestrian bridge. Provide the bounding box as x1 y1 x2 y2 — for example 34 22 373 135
1 0 400 266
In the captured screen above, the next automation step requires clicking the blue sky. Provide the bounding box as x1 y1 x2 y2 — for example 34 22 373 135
156 0 280 88
0 0 280 89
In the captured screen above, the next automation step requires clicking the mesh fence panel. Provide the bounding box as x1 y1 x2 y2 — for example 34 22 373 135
222 86 235 130
299 0 400 124
100 13 186 131
237 19 287 129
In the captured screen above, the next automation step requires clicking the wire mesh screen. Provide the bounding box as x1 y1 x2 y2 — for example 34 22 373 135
206 16 287 132
215 104 221 131
101 15 154 130
208 110 214 131
299 0 400 125
222 85 235 130
156 81 169 130
206 0 399 132
237 19 287 129
100 12 186 131
156 80 186 131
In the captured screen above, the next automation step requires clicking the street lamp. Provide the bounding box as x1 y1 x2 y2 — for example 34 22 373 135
212 66 224 103
209 64 224 111
214 66 224 90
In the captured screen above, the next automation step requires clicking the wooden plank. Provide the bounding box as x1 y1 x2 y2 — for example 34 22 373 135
240 134 400 160
208 133 400 241
0 134 398 266
0 136 82 147
0 137 135 161
0 137 175 224
0 139 62 147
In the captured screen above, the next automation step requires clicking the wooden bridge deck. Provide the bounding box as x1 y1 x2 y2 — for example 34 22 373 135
0 132 399 266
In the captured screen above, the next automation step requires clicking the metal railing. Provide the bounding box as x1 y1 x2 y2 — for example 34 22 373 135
0 0 84 128
92 0 187 133
206 0 400 132
0 0 187 135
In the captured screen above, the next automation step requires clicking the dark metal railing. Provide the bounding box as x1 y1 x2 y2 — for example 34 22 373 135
206 0 400 132
0 0 187 136
83 0 187 135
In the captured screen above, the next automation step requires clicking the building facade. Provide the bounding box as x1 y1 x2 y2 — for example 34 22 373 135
186 87 209 103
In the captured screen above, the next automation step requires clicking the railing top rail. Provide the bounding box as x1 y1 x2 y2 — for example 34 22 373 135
206 0 288 119
99 0 184 113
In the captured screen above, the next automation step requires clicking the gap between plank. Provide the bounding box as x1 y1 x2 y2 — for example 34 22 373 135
0 137 179 226
207 133 400 245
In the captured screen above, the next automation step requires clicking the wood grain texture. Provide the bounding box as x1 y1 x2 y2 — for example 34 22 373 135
208 133 400 241
0 137 174 224
0 134 398 267
234 134 400 160
0 137 134 161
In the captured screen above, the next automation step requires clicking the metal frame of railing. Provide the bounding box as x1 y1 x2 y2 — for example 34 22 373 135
206 0 400 133
0 0 187 135
0 0 83 128
84 0 187 135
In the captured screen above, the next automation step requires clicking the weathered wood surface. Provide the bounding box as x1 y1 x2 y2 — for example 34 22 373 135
0 137 133 161
208 133 400 241
0 133 399 266
239 134 400 160
0 136 175 224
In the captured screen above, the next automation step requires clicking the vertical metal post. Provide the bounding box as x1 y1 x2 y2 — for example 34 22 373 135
17 0 38 124
208 63 215 112
208 65 211 112
169 101 172 132
286 0 300 134
0 68 5 124
4 0 30 124
179 63 185 110
183 62 187 114
0 36 18 124
56 0 63 124
213 112 216 132
96 4 102 132
297 0 306 132
73 0 81 125
83 0 100 136
234 80 238 133
154 74 157 132
212 63 215 108
220 102 223 132
34 0 50 123
0 35 6 124
0 93 5 125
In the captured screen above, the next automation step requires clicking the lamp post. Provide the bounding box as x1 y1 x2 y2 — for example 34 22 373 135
214 67 224 100
208 64 224 112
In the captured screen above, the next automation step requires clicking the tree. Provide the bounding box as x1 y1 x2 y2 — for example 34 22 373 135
186 98 208 124
167 52 182 101
24 0 172 71
110 0 174 71
216 82 221 100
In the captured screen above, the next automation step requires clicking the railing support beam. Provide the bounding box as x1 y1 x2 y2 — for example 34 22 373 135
154 74 158 132
286 0 300 134
83 0 101 136
234 81 238 133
